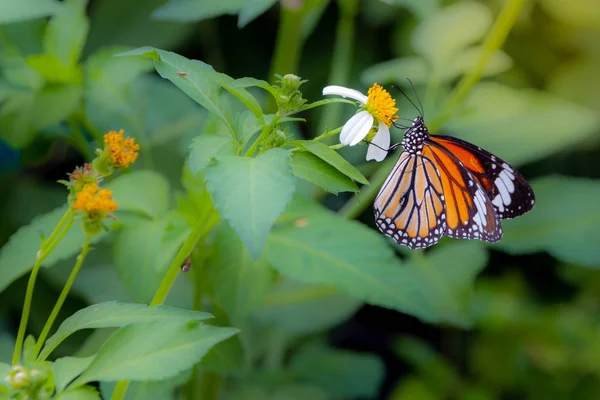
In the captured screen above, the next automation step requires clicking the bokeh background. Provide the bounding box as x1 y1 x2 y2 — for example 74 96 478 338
1 0 600 399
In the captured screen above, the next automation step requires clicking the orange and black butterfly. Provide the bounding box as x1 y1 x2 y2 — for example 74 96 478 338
373 87 535 249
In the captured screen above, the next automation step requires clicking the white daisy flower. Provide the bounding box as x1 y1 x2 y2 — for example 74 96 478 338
322 83 398 161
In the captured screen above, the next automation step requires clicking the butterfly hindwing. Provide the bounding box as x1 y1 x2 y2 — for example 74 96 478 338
428 135 535 219
374 152 447 249
423 143 503 244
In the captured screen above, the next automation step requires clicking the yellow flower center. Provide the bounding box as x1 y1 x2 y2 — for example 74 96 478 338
365 83 398 128
104 130 140 168
72 183 117 213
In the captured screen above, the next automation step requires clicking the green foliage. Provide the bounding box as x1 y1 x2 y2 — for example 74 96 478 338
290 151 359 194
290 345 384 397
70 321 237 386
206 149 296 259
495 176 600 267
0 0 63 24
39 302 213 360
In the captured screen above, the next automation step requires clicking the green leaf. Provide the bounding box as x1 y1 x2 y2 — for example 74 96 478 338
290 151 359 194
54 386 101 400
266 199 487 325
230 77 278 98
494 176 600 267
152 0 245 21
361 57 429 86
39 302 213 361
71 321 238 385
293 141 369 184
100 374 189 400
206 148 296 259
44 0 89 67
0 206 106 293
236 111 262 146
119 47 264 127
189 135 237 174
0 0 63 24
208 224 272 323
107 170 170 219
200 333 245 375
257 280 361 335
113 213 190 302
27 54 81 84
0 84 82 148
0 362 10 380
290 345 384 398
53 356 95 391
446 82 600 166
238 0 278 27
412 1 492 70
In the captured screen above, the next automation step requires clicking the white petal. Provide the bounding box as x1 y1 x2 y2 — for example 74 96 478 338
323 85 368 104
340 111 373 146
366 123 391 162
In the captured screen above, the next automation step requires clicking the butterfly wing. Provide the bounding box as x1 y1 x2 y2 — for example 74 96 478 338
374 152 447 249
422 143 503 244
428 135 535 219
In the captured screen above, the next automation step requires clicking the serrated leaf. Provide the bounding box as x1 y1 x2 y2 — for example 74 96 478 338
54 386 101 400
107 170 170 219
494 176 600 267
206 148 296 259
0 0 63 24
39 302 213 361
257 279 362 335
266 199 487 325
294 141 369 184
238 0 278 27
189 135 237 173
290 345 384 397
290 151 359 194
152 0 245 21
0 206 106 293
412 2 492 71
71 321 238 385
446 82 600 166
200 333 245 375
208 224 272 323
119 47 264 127
53 356 95 391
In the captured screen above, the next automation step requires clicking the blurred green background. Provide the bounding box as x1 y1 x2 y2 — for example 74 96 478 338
1 0 600 399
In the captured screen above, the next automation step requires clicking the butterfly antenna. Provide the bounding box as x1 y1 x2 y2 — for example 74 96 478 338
361 140 402 153
392 84 423 118
405 78 424 118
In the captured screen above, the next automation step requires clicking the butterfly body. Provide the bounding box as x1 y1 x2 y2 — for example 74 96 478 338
374 117 535 249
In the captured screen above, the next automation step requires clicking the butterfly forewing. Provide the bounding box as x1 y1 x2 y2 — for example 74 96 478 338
423 144 502 243
428 135 535 219
374 152 447 249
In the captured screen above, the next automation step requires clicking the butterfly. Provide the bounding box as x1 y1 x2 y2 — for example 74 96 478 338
373 89 535 249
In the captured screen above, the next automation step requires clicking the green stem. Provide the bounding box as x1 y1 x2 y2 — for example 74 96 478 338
67 118 93 161
269 1 305 83
245 114 281 157
316 0 359 136
199 372 222 400
35 235 92 360
339 0 525 219
429 0 526 132
12 208 75 365
111 209 219 400
313 126 342 142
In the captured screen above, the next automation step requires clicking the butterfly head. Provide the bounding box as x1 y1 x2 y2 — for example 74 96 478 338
402 117 429 154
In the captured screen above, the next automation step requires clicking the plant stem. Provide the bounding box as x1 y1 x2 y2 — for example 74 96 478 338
245 114 281 157
269 1 305 83
35 234 92 360
67 118 93 161
199 372 222 400
316 0 359 136
338 0 526 219
429 0 526 132
313 126 342 142
111 208 219 400
12 209 75 365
